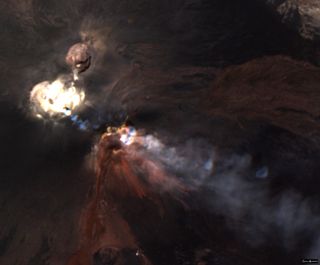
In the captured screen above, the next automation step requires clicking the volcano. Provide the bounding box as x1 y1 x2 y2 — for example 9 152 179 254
0 0 320 265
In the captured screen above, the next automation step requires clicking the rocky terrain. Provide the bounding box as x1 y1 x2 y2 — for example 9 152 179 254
0 0 320 264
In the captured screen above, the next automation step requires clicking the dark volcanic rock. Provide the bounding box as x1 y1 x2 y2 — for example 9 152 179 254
93 248 145 265
1 1 320 265
204 55 320 137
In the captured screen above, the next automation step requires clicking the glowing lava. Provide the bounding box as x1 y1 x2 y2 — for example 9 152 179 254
30 77 85 118
105 125 137 145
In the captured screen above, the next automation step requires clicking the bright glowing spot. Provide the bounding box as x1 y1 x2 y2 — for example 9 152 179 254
105 125 137 145
119 126 137 145
30 77 85 117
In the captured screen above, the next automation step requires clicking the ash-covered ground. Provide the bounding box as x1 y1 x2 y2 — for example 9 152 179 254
0 0 320 264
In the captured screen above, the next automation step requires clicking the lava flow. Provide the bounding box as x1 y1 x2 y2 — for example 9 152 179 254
66 126 186 265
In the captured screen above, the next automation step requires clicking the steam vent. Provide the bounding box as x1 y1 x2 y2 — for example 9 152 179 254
1 1 320 265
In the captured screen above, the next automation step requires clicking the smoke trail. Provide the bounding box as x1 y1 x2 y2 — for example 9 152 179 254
112 129 320 255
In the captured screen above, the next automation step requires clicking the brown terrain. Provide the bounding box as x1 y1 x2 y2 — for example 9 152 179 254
0 0 320 265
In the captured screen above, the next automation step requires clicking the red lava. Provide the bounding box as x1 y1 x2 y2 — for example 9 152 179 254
66 131 186 265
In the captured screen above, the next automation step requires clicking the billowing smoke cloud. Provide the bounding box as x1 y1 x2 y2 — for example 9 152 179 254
140 135 215 187
122 130 320 255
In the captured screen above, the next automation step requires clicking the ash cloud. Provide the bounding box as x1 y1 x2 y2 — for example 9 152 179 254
136 132 320 256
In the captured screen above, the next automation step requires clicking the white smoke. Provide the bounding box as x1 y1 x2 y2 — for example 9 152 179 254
140 134 215 186
130 131 320 256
